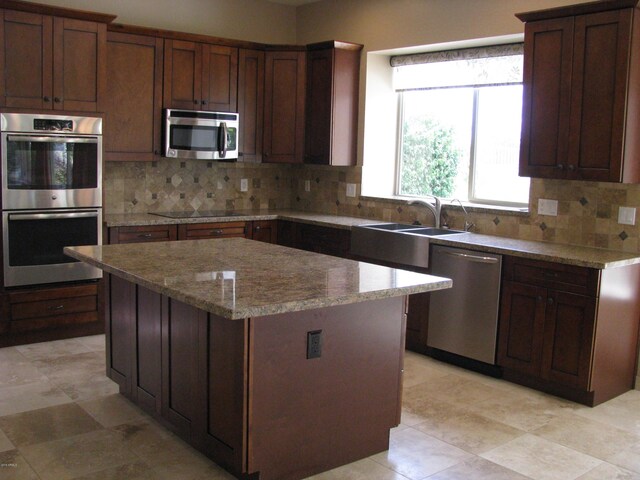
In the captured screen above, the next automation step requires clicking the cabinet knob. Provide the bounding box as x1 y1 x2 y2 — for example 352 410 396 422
547 297 554 305
537 296 543 301
193 100 199 105
54 97 62 103
201 100 207 105
556 164 564 170
154 150 159 155
568 165 575 171
43 96 50 102
255 226 261 231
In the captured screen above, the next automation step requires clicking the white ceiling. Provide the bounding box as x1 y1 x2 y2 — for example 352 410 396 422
266 0 321 5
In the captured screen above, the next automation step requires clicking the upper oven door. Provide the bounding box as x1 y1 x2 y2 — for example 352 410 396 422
1 133 102 209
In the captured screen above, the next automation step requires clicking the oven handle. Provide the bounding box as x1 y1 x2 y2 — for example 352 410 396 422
7 135 98 144
9 211 99 221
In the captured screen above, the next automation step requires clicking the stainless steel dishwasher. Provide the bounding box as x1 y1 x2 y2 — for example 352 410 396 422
427 245 502 364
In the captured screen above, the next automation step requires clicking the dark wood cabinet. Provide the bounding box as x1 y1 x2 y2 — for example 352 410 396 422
263 50 306 164
250 220 277 243
497 256 640 405
237 49 264 163
108 224 178 244
177 221 248 240
0 282 102 348
104 31 163 161
278 221 351 258
518 2 640 182
0 9 107 112
163 39 237 112
305 42 362 166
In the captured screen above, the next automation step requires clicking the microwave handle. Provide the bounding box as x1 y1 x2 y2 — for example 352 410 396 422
218 122 227 159
7 135 98 144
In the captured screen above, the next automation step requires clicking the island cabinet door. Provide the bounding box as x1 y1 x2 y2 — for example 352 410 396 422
105 275 135 395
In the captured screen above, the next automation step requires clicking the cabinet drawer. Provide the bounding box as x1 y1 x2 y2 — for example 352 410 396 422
504 256 599 296
7 283 99 333
110 225 178 244
178 222 248 240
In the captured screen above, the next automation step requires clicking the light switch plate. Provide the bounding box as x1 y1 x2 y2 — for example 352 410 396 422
304 180 311 192
240 178 248 192
346 183 357 198
538 198 558 216
618 206 636 225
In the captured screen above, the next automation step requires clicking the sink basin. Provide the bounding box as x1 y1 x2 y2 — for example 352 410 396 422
350 224 468 268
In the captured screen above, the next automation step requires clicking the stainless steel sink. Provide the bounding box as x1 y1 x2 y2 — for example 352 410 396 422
350 223 468 268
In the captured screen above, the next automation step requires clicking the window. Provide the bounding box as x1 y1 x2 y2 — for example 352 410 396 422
393 44 530 207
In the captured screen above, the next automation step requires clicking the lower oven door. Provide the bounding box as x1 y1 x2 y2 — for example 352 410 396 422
2 209 102 287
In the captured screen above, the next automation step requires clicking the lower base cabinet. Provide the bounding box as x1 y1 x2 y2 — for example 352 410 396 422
277 220 351 257
497 256 640 406
0 282 103 347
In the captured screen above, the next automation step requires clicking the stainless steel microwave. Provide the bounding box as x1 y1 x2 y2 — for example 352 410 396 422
164 109 239 160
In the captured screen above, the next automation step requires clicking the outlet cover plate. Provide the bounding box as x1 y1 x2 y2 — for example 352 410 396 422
346 183 356 198
304 180 311 192
618 206 636 225
538 198 558 216
240 178 248 192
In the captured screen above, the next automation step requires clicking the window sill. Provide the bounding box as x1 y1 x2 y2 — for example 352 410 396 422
360 195 530 217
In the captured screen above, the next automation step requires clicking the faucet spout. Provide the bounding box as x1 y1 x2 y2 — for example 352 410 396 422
409 196 442 228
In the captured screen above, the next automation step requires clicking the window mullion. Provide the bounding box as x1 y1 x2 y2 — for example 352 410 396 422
468 88 480 202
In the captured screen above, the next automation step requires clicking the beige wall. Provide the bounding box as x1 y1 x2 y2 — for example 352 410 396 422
22 0 297 44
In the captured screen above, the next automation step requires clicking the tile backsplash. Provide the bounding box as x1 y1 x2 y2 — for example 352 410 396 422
105 159 640 253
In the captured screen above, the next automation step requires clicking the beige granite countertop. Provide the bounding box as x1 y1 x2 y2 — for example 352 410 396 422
104 211 640 269
64 238 451 320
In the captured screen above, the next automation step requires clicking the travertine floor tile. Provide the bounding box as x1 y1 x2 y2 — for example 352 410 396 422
0 403 102 447
427 456 531 479
607 442 640 474
576 462 640 480
371 427 471 479
481 434 602 480
75 335 106 352
307 458 407 479
0 449 40 480
67 460 156 480
533 413 640 460
54 374 119 402
0 348 47 387
20 429 139 480
33 352 105 382
0 380 72 417
16 338 92 361
414 409 525 454
78 394 147 428
574 391 640 435
402 389 470 427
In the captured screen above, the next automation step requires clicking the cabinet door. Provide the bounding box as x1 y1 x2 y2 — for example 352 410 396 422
201 44 237 112
405 292 429 353
568 9 632 182
250 220 277 243
0 10 53 109
238 49 264 163
541 290 596 389
134 286 162 415
105 32 163 162
305 48 332 165
519 17 573 179
263 51 305 164
163 39 202 109
53 17 105 112
497 281 546 376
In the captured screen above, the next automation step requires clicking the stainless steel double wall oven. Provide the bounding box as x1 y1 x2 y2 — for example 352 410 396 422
1 113 103 287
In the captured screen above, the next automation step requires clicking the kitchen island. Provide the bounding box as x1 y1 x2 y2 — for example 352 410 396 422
64 238 451 480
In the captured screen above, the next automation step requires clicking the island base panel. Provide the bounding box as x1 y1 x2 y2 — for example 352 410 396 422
247 296 406 480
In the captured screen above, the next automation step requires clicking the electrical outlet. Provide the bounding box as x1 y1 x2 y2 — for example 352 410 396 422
618 206 636 225
346 183 357 198
538 198 558 216
240 178 248 192
217 180 223 190
307 330 322 359
304 180 311 192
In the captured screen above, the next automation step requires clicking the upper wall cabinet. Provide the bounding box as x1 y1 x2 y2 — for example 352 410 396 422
163 39 238 112
0 9 108 112
518 0 640 182
104 31 163 162
237 49 264 163
263 50 306 164
304 41 362 166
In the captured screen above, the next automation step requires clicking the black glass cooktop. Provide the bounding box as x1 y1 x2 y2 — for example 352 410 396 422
150 210 244 219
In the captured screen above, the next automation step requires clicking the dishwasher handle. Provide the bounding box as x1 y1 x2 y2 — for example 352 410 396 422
443 251 499 264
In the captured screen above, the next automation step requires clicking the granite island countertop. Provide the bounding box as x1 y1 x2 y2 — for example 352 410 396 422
64 238 451 319
104 210 640 269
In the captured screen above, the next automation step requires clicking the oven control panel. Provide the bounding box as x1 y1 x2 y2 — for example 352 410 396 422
33 119 73 131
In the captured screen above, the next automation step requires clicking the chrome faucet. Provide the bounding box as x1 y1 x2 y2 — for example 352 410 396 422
451 198 475 231
409 196 442 228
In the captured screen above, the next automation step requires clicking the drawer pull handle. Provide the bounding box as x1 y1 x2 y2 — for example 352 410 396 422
49 305 65 311
255 226 261 231
138 233 153 238
544 272 558 278
211 229 223 236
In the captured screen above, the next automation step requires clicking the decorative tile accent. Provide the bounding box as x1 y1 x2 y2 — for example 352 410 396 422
397 207 403 214
151 194 157 200
539 222 547 231
207 193 213 199
180 162 186 168
131 199 138 205
493 217 500 225
579 197 589 206
224 175 230 182
207 162 213 168
620 231 628 241
179 193 185 199
194 177 199 183
315 177 320 184
249 196 256 202
336 199 340 206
